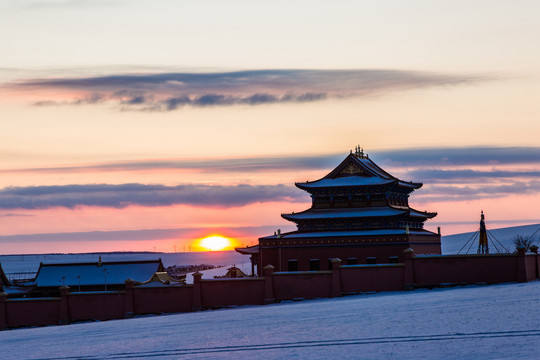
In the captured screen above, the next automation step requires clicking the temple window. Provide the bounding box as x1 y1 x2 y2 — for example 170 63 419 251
366 257 377 264
287 259 298 271
309 259 320 271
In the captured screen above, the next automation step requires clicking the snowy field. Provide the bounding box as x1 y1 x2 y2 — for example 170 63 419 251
1 281 539 359
0 251 248 278
442 223 540 254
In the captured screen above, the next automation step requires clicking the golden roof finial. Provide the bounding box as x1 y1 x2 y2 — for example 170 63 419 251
353 145 366 158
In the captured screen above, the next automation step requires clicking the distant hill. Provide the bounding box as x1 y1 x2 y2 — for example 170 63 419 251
442 223 540 254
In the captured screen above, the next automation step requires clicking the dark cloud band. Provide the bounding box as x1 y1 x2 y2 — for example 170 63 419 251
0 183 308 210
0 154 342 174
3 146 540 175
407 169 540 183
7 69 482 111
0 225 294 244
2 146 540 209
373 146 540 166
413 180 540 203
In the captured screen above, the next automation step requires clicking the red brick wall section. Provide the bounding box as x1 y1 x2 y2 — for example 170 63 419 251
340 265 404 293
537 254 540 278
272 272 333 300
133 286 193 314
5 299 60 327
199 278 265 307
524 255 537 282
536 254 540 279
411 255 519 286
68 292 125 321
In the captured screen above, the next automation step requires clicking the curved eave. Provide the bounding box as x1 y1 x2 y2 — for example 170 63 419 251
295 178 396 191
281 213 296 221
294 179 422 192
281 209 408 221
387 205 437 220
261 228 437 240
354 156 424 189
409 209 438 219
396 181 423 190
235 245 259 255
260 231 297 240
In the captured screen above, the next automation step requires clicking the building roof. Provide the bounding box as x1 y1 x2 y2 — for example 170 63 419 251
296 153 422 191
282 206 436 221
260 228 437 240
32 259 164 288
138 272 183 286
282 206 407 221
214 266 249 279
296 177 396 189
235 245 259 255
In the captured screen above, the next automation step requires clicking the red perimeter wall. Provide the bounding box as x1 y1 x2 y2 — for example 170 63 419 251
4 299 59 328
272 272 333 300
68 292 125 321
200 278 265 307
340 264 404 293
412 255 518 286
133 286 193 314
1 252 538 330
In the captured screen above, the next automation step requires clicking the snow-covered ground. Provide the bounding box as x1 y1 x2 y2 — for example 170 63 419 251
1 281 539 359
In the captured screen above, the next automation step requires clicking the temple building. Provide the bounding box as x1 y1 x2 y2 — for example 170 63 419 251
237 147 441 275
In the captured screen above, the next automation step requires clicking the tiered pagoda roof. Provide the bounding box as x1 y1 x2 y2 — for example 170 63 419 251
262 148 437 239
295 150 422 192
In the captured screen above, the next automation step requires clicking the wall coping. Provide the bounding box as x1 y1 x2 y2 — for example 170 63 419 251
273 271 333 276
133 284 193 289
415 254 522 259
66 291 124 295
200 277 265 283
341 264 404 268
6 297 60 302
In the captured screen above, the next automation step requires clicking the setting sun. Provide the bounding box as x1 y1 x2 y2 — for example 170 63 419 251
198 235 233 251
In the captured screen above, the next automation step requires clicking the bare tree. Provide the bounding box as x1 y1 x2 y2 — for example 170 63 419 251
512 235 535 252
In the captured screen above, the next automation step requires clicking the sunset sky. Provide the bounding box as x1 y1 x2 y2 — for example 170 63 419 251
1 1 539 254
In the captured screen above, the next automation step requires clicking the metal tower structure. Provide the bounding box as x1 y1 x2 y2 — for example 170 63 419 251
458 211 510 255
477 210 489 254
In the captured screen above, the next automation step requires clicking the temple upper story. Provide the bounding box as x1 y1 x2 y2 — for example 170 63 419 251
281 148 436 232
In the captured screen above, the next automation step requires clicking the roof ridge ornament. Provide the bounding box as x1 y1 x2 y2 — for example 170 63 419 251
353 145 368 159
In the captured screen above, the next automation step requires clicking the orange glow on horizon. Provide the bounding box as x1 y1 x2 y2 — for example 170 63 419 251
195 235 237 251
